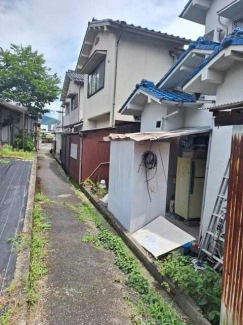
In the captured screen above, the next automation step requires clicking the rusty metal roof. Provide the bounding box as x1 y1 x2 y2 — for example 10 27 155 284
209 101 243 111
104 127 211 142
0 101 28 114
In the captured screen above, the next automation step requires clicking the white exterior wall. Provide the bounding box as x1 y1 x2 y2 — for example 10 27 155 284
83 31 117 130
115 32 177 123
140 102 167 132
82 29 185 130
205 0 238 41
130 141 170 233
184 107 212 128
63 79 83 127
141 102 212 132
108 139 170 233
201 61 243 235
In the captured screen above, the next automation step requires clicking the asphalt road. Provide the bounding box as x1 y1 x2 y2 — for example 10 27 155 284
0 158 31 292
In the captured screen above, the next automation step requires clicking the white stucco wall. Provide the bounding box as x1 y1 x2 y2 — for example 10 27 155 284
140 102 167 132
83 31 116 130
114 32 180 123
205 0 237 40
200 60 243 235
130 141 170 233
63 79 83 127
201 126 232 235
108 139 170 233
140 102 212 132
216 62 243 105
82 29 185 130
184 107 212 128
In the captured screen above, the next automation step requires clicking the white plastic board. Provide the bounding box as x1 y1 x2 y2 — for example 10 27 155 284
70 143 78 160
132 216 195 258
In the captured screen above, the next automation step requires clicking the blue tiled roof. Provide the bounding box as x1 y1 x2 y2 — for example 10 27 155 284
119 79 195 113
183 28 243 86
156 37 220 88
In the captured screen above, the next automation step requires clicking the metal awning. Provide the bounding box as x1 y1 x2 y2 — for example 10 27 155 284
79 50 106 74
104 127 211 142
217 0 243 20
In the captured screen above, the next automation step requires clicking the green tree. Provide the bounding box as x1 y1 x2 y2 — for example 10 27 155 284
0 44 60 116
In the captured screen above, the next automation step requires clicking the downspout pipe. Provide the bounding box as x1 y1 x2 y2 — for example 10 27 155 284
218 16 229 39
111 28 123 128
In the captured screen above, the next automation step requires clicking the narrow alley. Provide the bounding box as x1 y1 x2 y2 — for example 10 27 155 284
36 146 133 325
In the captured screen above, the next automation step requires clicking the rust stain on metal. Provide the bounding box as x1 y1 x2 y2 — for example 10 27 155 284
221 126 243 325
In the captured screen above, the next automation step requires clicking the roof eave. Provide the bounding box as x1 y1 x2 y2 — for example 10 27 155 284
183 45 243 95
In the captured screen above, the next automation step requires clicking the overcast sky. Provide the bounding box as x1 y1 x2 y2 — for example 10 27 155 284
0 0 204 119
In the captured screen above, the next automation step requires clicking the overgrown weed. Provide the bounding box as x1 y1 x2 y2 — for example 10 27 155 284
0 144 34 160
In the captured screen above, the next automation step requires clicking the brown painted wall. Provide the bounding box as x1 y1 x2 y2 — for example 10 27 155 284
61 123 140 186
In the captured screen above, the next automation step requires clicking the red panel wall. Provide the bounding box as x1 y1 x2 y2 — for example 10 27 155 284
81 129 111 184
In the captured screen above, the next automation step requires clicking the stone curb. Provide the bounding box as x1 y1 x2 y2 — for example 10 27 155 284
81 185 212 325
14 154 37 325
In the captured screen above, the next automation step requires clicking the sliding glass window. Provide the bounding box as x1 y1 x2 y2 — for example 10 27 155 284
88 60 105 97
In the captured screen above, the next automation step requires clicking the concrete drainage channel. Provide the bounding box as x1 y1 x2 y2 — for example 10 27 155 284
81 186 212 325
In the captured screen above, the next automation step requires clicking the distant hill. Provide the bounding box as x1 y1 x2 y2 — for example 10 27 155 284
41 115 60 128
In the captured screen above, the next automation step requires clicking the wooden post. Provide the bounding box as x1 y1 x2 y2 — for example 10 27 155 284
22 112 25 151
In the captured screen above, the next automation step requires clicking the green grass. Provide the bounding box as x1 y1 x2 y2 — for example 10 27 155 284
35 192 53 204
0 144 34 160
25 198 50 305
0 307 15 325
7 233 26 253
0 159 9 164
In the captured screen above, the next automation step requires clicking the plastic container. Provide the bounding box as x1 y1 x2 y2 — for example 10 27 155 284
183 242 192 255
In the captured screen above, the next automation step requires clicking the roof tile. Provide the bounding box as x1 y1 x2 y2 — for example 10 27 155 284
67 70 84 83
156 37 220 88
119 79 195 113
90 18 191 43
183 28 243 86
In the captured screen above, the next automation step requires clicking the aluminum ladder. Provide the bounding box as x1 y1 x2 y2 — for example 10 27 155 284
199 160 229 269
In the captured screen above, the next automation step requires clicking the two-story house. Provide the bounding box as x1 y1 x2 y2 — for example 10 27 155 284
61 70 84 132
59 18 191 185
76 18 191 130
